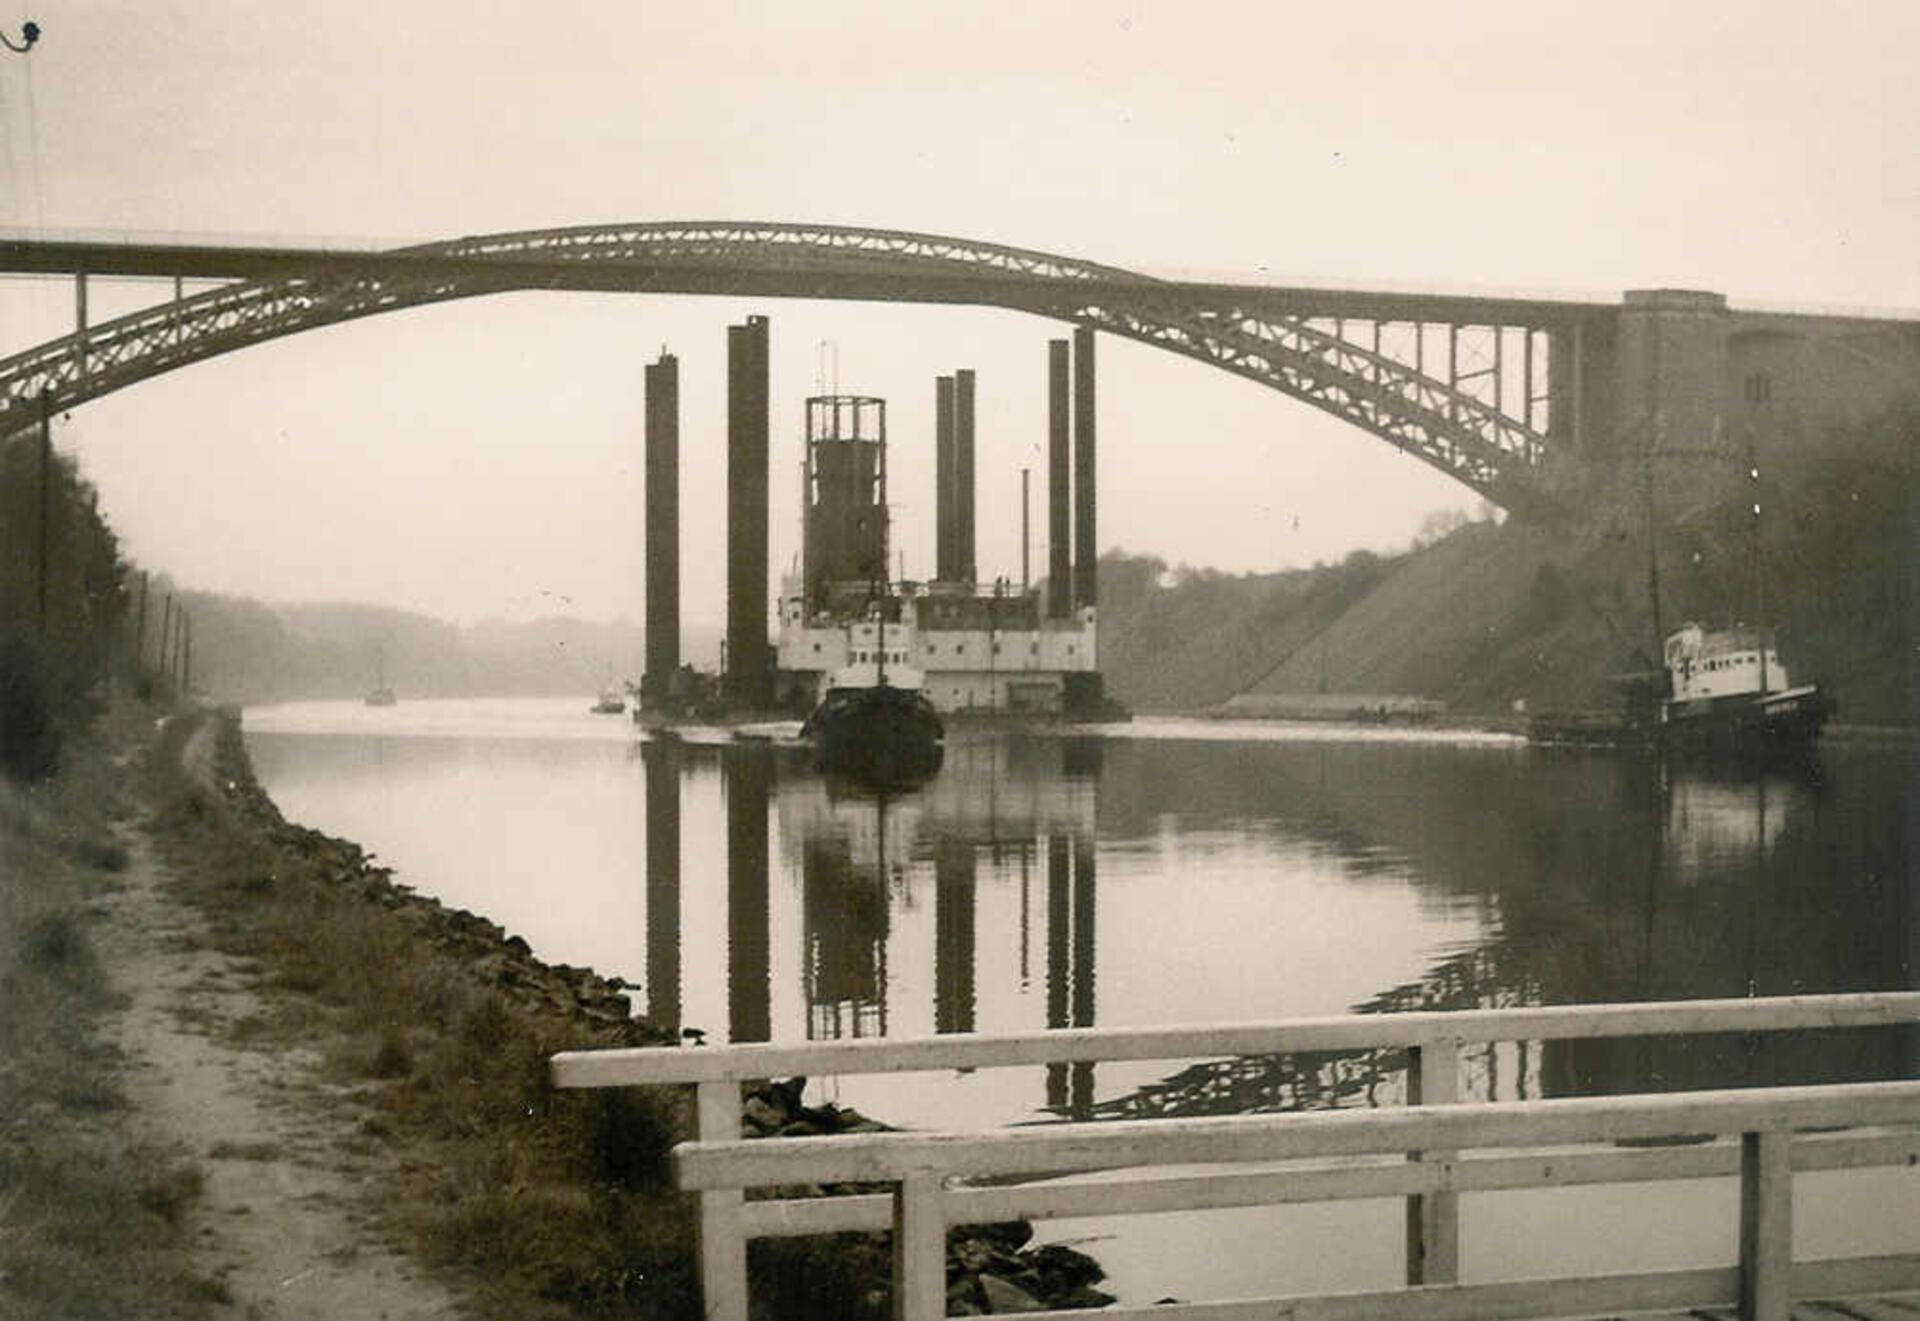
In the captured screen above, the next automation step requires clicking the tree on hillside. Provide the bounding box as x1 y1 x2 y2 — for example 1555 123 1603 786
0 428 136 780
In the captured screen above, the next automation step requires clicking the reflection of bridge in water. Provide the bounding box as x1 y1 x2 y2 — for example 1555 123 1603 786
1071 749 1911 1123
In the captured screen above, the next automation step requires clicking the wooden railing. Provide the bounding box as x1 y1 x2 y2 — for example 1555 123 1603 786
550 992 1920 1321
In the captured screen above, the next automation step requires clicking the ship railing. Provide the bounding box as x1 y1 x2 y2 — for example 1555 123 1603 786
550 991 1920 1321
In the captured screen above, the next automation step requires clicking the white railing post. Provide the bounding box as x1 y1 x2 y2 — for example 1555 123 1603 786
893 1172 947 1321
1404 1037 1461 1285
1738 1130 1792 1321
695 1079 748 1321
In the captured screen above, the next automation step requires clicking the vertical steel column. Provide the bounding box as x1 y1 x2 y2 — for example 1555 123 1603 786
934 375 955 582
1047 340 1071 617
1044 833 1071 1109
725 316 771 709
1493 323 1505 420
934 841 977 1035
182 612 192 695
643 352 680 707
724 746 771 1046
1524 328 1536 433
643 740 682 1029
1072 326 1097 610
1447 324 1460 426
1067 833 1098 1119
955 368 976 586
74 275 88 380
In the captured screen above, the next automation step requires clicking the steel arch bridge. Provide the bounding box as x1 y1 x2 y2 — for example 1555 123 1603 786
0 221 1579 506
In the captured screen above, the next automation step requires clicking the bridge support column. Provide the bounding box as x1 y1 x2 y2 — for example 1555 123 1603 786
1620 290 1736 513
643 351 679 708
726 316 771 709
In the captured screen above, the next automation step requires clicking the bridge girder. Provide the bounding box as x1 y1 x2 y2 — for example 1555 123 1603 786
0 221 1558 505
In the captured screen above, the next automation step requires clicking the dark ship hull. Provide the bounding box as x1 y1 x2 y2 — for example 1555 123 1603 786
1658 685 1833 756
802 683 944 787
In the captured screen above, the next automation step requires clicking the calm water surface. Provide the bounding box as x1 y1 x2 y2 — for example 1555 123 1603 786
244 699 1917 1302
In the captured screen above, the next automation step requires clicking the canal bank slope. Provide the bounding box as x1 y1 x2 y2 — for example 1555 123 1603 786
6 701 1111 1319
1102 404 1915 725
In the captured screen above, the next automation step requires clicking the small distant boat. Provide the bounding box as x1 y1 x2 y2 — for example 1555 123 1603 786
365 644 397 706
801 659 944 787
591 685 627 715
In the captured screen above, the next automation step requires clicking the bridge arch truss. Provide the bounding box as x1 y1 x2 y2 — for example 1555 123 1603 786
0 222 1570 506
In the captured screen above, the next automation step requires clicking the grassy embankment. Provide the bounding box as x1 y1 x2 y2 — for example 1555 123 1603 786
142 705 932 1319
140 707 708 1319
0 704 226 1320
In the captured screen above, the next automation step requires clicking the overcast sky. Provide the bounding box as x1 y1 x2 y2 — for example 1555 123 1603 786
2 1 1915 626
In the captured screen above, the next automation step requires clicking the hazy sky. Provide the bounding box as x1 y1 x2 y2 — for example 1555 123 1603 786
2 1 1915 625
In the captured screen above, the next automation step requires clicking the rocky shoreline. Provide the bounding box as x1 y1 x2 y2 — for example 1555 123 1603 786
205 705 1114 1315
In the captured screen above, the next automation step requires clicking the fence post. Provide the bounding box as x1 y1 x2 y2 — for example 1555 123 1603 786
1738 1130 1792 1321
893 1171 946 1321
695 1079 748 1321
1404 1037 1461 1285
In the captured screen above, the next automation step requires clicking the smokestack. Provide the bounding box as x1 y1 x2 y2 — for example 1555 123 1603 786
1047 338 1071 617
1073 326 1097 610
935 375 955 582
726 315 771 709
643 351 679 705
956 368 976 585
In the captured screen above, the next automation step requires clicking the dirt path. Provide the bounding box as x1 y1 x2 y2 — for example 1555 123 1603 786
92 727 467 1321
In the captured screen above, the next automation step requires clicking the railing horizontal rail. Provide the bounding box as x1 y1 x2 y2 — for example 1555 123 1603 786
993 1258 1920 1321
550 993 1920 1321
732 1126 1920 1239
550 991 1920 1088
675 1079 1920 1188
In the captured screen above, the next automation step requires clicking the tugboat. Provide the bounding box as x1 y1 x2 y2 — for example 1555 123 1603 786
1654 622 1831 753
1530 445 1831 759
1528 624 1831 756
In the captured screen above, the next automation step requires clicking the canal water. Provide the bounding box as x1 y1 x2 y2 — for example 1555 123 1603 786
243 700 1917 1303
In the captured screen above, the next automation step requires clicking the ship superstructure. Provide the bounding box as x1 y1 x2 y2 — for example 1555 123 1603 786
776 391 1100 717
